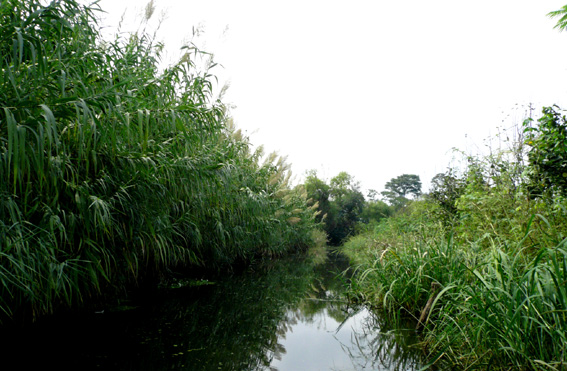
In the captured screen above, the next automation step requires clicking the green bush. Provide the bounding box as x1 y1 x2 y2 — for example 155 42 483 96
524 106 567 197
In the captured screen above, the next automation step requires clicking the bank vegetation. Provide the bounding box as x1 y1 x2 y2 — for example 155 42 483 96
0 0 319 323
343 107 567 369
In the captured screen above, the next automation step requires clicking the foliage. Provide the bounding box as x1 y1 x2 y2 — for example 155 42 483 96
329 171 360 200
302 171 367 246
0 0 317 322
303 169 331 224
548 4 567 32
381 174 422 208
359 200 393 225
367 188 379 201
326 188 365 245
427 170 466 222
343 137 567 369
524 106 567 197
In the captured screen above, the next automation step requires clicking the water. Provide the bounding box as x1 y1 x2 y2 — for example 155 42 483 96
269 307 417 370
0 250 423 370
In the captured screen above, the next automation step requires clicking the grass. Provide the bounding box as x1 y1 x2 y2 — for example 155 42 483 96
343 150 567 369
0 0 318 323
345 216 567 369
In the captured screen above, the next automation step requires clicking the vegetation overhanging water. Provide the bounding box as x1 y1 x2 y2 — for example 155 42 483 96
2 1 567 370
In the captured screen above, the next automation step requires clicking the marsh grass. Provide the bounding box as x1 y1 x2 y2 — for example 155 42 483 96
344 149 567 369
0 0 317 322
345 217 567 369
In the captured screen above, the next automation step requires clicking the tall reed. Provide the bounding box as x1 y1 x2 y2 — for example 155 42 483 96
343 145 567 369
0 0 317 322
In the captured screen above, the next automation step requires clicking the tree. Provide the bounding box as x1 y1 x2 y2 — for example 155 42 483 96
303 171 365 245
428 170 466 220
326 189 365 245
381 174 422 207
360 200 393 224
325 172 365 244
329 171 360 200
548 5 567 32
524 106 567 196
367 189 378 202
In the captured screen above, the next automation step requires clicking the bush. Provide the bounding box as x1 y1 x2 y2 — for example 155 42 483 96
524 106 567 197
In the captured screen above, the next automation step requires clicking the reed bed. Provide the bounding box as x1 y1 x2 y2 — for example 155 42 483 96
0 0 318 322
345 212 567 369
344 152 567 369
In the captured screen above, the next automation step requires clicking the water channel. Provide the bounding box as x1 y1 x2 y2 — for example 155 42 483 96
1 250 424 370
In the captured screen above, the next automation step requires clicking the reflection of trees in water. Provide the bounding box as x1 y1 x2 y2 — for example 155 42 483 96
336 309 423 371
280 268 352 328
267 260 424 371
92 256 320 370
262 253 357 370
33 251 422 370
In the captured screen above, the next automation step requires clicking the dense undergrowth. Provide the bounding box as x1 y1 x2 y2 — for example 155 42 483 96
0 0 318 323
343 116 567 369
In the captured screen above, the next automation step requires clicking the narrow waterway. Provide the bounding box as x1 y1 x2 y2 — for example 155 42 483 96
1 250 424 370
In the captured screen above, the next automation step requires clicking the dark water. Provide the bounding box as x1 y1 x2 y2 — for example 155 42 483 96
0 251 424 370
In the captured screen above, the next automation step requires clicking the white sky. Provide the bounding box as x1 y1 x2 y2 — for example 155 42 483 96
91 0 567 195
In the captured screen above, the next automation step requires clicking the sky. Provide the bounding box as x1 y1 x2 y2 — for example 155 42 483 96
91 0 567 195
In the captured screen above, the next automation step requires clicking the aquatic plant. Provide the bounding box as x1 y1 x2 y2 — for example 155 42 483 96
0 0 317 322
343 125 567 369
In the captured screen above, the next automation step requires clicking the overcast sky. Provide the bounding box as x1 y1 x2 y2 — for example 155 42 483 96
92 0 567 195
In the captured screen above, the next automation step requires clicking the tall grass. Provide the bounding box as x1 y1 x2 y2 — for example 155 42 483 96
343 142 567 369
345 213 567 369
0 0 317 322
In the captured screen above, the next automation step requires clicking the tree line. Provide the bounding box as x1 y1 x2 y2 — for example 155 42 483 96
302 170 422 245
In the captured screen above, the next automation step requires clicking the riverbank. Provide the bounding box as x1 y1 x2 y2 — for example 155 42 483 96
0 0 319 324
342 175 567 369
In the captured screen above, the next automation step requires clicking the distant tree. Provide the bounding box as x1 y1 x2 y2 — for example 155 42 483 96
360 200 393 224
325 172 364 244
381 174 421 207
329 171 360 200
326 189 365 245
303 171 374 244
303 171 365 245
367 189 378 202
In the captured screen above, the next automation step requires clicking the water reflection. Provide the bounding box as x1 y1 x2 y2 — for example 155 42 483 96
337 309 423 371
266 255 422 371
0 251 424 370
